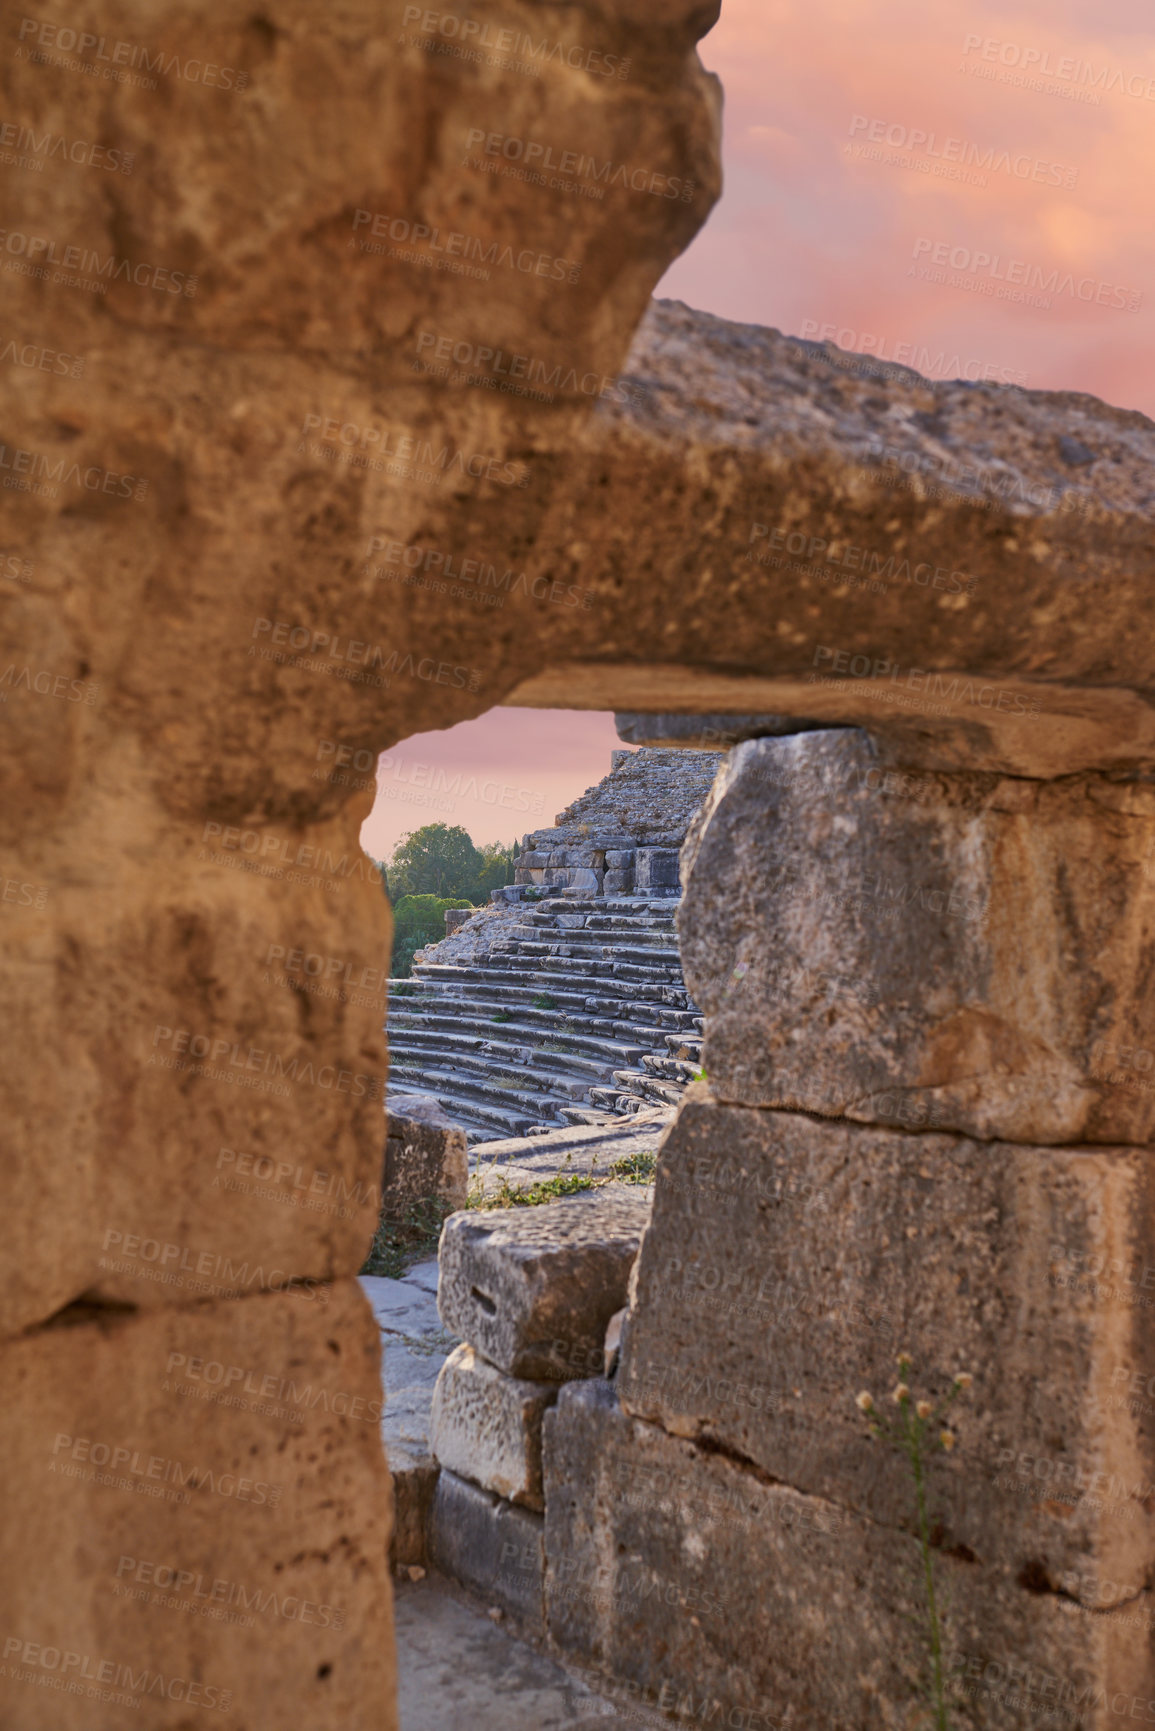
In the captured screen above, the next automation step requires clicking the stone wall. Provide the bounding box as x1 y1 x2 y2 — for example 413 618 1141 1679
1 3 722 1724
512 747 723 895
541 732 1155 1728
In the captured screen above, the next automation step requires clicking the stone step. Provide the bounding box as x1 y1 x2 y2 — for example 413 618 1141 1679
387 1059 585 1119
640 1053 702 1083
386 1006 650 1065
385 1070 571 1140
385 1086 522 1141
392 985 694 1037
386 1027 622 1082
391 995 699 1052
387 1047 595 1107
387 1044 595 1102
410 965 692 1015
502 930 682 960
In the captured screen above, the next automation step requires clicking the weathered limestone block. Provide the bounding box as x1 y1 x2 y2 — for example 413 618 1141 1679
437 1194 650 1380
511 301 1155 780
2 0 722 1340
1 860 389 1337
382 1100 468 1224
604 869 634 894
0 1280 394 1730
430 1343 558 1510
617 1095 1155 1594
544 1380 1153 1731
679 729 1155 1144
429 1469 544 1633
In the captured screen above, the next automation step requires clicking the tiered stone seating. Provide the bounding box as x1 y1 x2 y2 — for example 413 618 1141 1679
385 898 703 1140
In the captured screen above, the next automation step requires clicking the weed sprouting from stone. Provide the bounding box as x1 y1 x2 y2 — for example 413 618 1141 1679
607 1149 657 1183
855 1357 973 1730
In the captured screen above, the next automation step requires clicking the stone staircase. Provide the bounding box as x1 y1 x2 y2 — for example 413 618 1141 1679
385 898 703 1141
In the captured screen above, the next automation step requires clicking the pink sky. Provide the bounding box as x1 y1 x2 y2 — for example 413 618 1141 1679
360 709 625 861
366 0 1151 865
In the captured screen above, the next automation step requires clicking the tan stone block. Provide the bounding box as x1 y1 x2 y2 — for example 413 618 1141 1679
0 1279 395 1730
430 1344 558 1510
617 1097 1155 1593
544 1380 1154 1731
679 730 1155 1143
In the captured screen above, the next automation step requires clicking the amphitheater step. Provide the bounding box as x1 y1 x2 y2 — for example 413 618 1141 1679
386 893 701 1142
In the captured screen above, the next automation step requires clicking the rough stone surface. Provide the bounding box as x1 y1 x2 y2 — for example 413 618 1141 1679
678 730 1155 1144
383 1104 469 1221
616 1094 1155 1592
514 748 723 894
508 300 1155 781
1 0 721 1337
438 1193 651 1381
615 711 832 748
394 1574 658 1730
544 1380 1153 1731
429 1469 544 1634
0 1280 394 1730
431 1343 559 1510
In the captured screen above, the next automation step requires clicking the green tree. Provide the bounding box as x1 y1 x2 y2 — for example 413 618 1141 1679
388 824 483 900
390 893 475 978
471 840 518 903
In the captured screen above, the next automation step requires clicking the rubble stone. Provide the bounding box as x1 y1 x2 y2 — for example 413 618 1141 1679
437 1194 650 1381
382 1104 469 1222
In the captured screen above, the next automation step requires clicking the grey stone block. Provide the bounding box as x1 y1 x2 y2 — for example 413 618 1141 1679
603 869 634 894
543 1380 1153 1730
605 850 636 869
429 1468 544 1632
430 1344 558 1510
382 1104 468 1225
617 1094 1155 1588
634 848 681 891
437 1193 651 1381
679 728 1155 1144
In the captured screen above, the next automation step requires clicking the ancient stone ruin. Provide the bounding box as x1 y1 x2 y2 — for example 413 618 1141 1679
6 1 1155 1727
386 749 717 1139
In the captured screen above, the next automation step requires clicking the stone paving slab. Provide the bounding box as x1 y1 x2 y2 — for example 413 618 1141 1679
360 1273 459 1564
395 1575 669 1730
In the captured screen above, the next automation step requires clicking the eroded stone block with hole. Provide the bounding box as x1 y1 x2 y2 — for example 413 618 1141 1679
616 1094 1155 1593
430 1344 558 1510
0 1280 393 1731
679 729 1155 1144
544 1379 1154 1731
437 1194 650 1380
